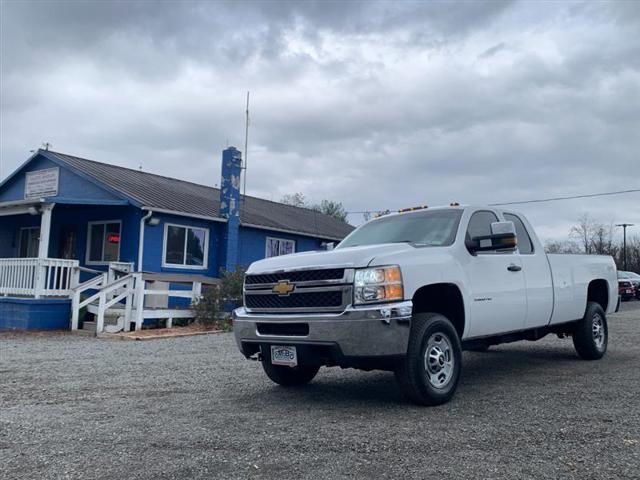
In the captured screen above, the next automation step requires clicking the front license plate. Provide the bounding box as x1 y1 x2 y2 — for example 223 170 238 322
271 345 297 367
626 289 633 294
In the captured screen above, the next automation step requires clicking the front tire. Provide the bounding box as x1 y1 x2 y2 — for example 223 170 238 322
395 313 462 406
572 301 608 360
261 358 320 387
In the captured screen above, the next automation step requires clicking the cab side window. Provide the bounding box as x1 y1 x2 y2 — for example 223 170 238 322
504 213 533 254
465 210 499 252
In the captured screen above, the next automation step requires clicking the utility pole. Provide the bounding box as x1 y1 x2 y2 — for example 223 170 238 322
615 223 635 271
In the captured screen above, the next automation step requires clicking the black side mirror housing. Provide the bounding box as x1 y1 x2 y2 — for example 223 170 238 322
469 221 518 253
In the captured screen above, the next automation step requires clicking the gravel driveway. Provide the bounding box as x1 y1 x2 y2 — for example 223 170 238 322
1 302 639 479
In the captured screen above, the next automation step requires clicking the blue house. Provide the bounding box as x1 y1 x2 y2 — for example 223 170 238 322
0 147 353 331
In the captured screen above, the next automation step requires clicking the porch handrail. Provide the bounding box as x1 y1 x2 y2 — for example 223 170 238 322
77 266 103 275
71 273 136 332
0 258 79 298
71 271 108 330
70 271 206 334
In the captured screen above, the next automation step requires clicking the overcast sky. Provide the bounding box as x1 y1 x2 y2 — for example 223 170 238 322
1 0 639 240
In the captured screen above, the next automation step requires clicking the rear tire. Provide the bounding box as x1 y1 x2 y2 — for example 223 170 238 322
395 312 462 406
572 301 608 360
261 358 320 386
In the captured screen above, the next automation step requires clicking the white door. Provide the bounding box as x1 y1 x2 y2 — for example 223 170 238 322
504 213 554 329
464 211 527 338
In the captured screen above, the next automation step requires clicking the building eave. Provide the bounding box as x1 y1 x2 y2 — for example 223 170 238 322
141 206 228 223
240 222 345 242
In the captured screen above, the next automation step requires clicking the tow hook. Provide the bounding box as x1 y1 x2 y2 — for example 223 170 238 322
249 352 262 362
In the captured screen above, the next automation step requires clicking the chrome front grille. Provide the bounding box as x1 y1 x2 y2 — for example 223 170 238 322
244 268 353 313
245 268 345 285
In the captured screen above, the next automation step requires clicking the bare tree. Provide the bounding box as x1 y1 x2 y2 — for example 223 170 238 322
544 240 581 254
591 222 615 255
280 192 348 223
559 215 638 272
280 192 307 208
570 214 596 254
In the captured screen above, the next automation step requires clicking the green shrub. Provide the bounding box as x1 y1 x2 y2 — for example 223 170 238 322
219 267 245 304
192 286 222 328
192 268 246 331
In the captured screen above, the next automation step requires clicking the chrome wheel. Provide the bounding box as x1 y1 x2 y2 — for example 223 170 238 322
592 313 605 350
424 332 454 389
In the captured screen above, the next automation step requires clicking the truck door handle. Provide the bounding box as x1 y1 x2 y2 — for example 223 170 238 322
507 264 522 272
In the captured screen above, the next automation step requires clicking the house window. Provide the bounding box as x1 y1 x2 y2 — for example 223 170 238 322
265 237 295 258
163 224 208 268
19 227 40 257
86 221 121 264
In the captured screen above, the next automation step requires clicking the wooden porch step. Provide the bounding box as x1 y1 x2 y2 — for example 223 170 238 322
80 318 120 333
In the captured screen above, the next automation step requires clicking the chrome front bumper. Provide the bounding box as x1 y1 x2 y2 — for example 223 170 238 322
232 301 413 358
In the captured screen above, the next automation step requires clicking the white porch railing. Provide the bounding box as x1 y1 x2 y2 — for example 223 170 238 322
0 258 80 298
71 271 205 335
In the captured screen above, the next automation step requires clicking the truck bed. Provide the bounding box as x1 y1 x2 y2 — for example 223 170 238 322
546 253 618 324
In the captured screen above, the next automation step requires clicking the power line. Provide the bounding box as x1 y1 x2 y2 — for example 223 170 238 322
346 188 640 215
489 188 640 206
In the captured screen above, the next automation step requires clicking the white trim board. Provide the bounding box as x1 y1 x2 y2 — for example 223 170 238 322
161 222 210 270
265 236 296 258
86 220 122 265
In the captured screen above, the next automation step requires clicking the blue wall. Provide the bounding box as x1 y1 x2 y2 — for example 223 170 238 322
0 154 124 204
0 213 41 257
237 226 323 269
50 204 141 269
0 205 140 269
0 297 71 330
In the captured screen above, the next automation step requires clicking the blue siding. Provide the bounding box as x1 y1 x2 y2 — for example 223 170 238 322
0 297 71 330
0 214 41 257
237 226 323 269
50 205 141 269
0 205 140 271
0 154 124 204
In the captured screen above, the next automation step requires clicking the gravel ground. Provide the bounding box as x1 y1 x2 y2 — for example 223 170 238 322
1 302 639 480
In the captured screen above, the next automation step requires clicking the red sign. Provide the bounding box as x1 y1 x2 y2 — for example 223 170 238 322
107 233 120 243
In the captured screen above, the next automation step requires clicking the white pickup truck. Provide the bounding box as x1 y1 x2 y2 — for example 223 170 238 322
233 205 618 405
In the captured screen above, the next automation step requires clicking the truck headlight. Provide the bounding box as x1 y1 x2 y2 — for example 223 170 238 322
354 265 404 305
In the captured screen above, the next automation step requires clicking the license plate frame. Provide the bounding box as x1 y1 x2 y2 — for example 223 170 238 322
270 345 298 367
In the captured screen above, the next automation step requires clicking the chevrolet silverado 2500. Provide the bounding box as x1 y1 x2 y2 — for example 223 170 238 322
233 205 618 405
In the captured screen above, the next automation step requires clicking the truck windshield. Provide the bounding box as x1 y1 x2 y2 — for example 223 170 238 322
337 209 463 249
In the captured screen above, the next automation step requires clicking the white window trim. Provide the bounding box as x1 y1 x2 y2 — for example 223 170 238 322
18 226 40 258
86 220 122 265
265 236 296 258
162 222 209 270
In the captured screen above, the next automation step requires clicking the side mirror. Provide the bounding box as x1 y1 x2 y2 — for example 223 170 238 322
470 221 517 252
323 242 335 251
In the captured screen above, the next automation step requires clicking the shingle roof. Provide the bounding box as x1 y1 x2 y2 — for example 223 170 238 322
44 150 354 241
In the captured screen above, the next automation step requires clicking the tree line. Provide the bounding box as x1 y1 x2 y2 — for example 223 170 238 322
280 192 348 222
545 214 640 272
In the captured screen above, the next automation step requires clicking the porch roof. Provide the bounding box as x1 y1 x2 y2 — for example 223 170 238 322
0 198 44 216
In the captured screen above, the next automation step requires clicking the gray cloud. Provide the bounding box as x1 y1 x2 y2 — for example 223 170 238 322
1 0 639 242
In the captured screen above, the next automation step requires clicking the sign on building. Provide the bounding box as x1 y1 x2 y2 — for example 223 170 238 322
25 168 59 199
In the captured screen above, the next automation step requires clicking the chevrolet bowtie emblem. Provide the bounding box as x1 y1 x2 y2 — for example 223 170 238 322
272 280 295 296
